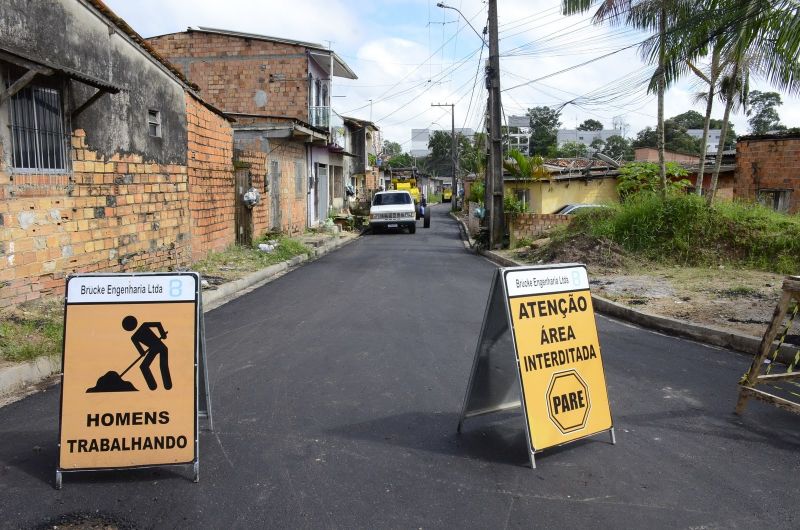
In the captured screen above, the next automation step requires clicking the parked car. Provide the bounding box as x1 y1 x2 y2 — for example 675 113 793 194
553 204 607 215
370 190 417 234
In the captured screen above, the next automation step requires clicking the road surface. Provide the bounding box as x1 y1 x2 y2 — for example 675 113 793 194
0 204 797 528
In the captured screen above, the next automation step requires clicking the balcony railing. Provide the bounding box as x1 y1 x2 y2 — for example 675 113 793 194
309 106 330 129
330 110 345 150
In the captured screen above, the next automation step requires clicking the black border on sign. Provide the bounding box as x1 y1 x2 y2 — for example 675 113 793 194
501 264 613 454
57 272 200 474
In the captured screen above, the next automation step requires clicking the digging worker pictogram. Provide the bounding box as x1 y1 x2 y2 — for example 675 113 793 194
122 315 172 391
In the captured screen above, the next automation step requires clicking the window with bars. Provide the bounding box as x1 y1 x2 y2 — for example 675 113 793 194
9 83 68 172
294 160 304 197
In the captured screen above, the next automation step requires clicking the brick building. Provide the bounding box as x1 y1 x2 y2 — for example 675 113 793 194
734 133 800 214
0 0 237 308
147 27 359 230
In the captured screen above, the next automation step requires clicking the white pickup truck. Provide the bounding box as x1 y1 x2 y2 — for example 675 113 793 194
369 190 417 234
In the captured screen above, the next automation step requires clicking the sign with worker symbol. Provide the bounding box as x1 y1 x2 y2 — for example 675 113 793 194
58 273 200 480
459 264 613 468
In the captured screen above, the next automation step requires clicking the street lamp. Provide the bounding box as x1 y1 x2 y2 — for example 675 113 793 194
436 3 487 47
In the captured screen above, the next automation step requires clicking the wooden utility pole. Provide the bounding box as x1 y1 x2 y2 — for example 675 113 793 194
487 0 503 248
432 103 456 209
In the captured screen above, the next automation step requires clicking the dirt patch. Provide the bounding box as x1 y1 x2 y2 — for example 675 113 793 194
515 234 629 271
498 235 794 341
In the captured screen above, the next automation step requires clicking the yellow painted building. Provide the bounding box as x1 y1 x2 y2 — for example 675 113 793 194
506 174 619 214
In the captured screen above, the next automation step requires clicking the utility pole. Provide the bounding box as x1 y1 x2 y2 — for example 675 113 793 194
432 103 456 210
487 0 503 248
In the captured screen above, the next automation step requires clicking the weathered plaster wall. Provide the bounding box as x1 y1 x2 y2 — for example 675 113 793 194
0 0 187 164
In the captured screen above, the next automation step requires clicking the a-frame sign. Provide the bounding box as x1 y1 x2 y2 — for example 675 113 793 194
458 264 614 468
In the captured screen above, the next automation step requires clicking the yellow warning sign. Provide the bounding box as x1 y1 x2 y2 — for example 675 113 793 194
504 265 612 451
58 274 199 471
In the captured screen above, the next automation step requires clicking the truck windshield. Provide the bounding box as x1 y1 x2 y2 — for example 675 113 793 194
373 193 411 206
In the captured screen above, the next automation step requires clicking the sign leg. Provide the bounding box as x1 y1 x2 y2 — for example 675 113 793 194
609 427 616 445
55 470 63 490
193 461 199 483
528 450 537 469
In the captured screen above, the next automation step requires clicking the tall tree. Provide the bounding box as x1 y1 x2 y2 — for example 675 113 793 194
428 130 470 177
747 90 785 133
578 119 604 131
602 135 634 160
705 0 800 203
563 0 697 197
527 106 562 156
382 140 403 157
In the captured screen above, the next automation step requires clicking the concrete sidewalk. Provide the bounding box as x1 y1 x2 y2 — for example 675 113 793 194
0 231 359 406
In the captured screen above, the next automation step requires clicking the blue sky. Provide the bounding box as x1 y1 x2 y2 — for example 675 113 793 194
105 0 800 150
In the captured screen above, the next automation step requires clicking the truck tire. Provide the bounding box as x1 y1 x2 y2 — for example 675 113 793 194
409 223 416 234
423 207 431 228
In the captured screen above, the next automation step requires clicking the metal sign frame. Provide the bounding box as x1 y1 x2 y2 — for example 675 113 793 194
56 272 212 489
458 265 614 468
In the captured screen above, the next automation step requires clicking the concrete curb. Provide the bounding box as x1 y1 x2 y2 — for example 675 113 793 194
0 357 61 406
452 213 793 364
0 232 359 405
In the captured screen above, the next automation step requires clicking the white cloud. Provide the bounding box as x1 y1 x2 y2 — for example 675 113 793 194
105 0 800 146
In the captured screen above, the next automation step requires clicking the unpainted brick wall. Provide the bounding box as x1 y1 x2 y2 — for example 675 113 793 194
272 141 307 235
148 33 311 122
186 94 236 261
0 131 192 308
734 136 800 214
234 149 269 237
508 213 571 245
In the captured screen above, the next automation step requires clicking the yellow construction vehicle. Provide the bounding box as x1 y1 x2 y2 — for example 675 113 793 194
390 176 430 228
442 186 453 202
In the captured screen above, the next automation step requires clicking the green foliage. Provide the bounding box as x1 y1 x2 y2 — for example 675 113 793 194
567 194 800 274
617 162 690 198
384 152 414 168
747 90 785 134
527 106 562 156
382 140 403 157
503 149 548 180
0 299 63 362
578 119 604 131
194 236 311 282
503 192 528 215
555 141 588 158
368 153 377 166
632 120 703 155
602 135 634 160
468 180 485 204
514 237 535 249
428 130 471 176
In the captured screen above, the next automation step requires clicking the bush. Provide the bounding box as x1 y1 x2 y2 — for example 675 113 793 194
469 180 485 204
503 192 528 215
567 194 800 274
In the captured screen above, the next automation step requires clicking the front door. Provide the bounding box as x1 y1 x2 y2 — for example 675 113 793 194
270 160 281 231
234 168 253 246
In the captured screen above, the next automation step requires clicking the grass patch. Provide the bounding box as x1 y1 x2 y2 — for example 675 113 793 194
0 298 64 363
193 235 311 282
567 194 800 274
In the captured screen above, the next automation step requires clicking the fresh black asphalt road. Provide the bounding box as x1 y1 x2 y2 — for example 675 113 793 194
1 204 798 528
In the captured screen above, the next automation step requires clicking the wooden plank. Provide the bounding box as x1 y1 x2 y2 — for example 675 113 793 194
71 89 107 119
0 70 38 106
755 372 800 383
738 386 800 415
740 289 794 388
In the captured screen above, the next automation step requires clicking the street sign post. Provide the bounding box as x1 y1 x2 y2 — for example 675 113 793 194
458 264 614 468
57 272 210 488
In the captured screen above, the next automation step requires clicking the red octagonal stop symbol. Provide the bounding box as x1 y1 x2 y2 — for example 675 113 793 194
546 369 591 434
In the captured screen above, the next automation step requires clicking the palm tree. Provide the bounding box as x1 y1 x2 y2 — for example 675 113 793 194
687 44 723 195
562 0 696 198
502 149 548 213
704 0 800 203
502 149 548 182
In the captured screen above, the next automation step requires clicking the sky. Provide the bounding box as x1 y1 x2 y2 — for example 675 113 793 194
105 0 800 151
